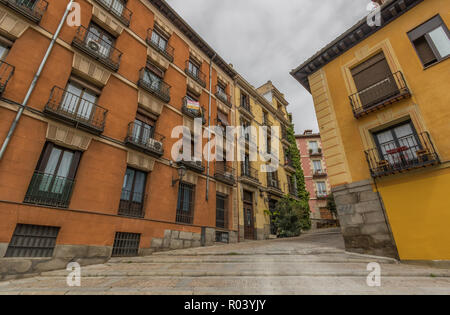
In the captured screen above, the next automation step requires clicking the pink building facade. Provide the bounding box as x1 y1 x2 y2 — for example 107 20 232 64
296 131 335 227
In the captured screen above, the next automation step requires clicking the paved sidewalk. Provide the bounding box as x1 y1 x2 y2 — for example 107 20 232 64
0 229 449 295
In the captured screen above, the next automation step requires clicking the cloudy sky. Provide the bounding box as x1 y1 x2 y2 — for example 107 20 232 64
166 0 371 134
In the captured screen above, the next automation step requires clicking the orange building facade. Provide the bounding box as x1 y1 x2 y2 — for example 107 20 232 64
0 0 242 278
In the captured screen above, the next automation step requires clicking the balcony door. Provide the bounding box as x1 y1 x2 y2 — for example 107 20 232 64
61 81 97 122
151 29 168 52
143 63 164 92
86 23 115 59
351 52 399 108
27 143 81 204
374 121 421 165
119 168 146 217
132 113 155 147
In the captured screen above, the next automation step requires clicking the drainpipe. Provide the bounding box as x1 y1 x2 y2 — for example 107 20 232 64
206 53 216 201
0 0 75 161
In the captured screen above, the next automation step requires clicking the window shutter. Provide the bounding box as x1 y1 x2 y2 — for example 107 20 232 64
413 36 438 66
351 52 393 91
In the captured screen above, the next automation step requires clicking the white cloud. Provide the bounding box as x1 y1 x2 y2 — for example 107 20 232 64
167 0 369 134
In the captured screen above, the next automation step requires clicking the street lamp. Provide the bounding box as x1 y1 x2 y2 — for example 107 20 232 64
172 165 187 187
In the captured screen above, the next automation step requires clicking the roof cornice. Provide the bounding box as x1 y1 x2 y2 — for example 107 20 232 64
148 0 237 79
290 0 424 93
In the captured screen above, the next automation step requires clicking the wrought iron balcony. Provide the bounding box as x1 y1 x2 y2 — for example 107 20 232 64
118 190 146 218
365 131 439 178
178 159 205 173
138 68 171 103
316 192 328 200
24 171 75 208
124 122 165 157
267 174 281 190
0 0 48 23
350 71 411 119
214 162 235 185
44 86 108 134
313 169 327 178
215 85 232 108
94 0 132 26
182 97 206 124
72 26 123 71
185 60 206 88
147 28 174 62
0 60 14 95
309 148 322 156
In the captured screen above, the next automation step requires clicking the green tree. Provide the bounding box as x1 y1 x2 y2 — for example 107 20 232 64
268 196 311 238
326 194 337 218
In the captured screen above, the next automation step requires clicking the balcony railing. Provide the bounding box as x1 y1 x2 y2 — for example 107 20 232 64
365 131 439 178
240 164 259 182
147 28 174 62
185 61 206 88
0 0 48 23
309 148 322 156
72 26 123 71
267 174 281 190
94 0 132 26
214 162 235 185
118 190 146 218
0 60 14 95
178 160 205 173
313 169 327 178
215 86 232 108
24 171 75 208
182 97 206 124
350 71 411 118
316 192 328 200
44 86 108 134
138 68 171 103
124 122 165 157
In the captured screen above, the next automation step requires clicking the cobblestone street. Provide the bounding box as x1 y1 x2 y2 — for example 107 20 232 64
1 229 449 295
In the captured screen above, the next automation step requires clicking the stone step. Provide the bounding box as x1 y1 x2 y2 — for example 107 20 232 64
39 262 450 278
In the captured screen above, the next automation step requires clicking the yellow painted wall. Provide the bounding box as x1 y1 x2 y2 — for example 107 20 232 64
306 0 450 260
378 165 450 260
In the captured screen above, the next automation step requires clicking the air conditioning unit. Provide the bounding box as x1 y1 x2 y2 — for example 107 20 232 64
87 39 100 52
147 138 163 151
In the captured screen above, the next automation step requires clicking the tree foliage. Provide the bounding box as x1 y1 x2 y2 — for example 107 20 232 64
326 194 337 217
269 196 311 238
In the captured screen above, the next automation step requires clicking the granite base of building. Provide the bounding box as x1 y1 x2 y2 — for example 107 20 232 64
332 179 399 259
0 244 112 281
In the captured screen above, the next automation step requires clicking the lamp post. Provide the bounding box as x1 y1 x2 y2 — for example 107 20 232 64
172 165 187 187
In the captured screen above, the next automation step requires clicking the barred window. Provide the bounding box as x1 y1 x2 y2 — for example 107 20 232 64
112 232 141 257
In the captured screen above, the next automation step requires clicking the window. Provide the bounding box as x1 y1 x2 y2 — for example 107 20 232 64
61 80 99 122
142 62 164 91
5 224 60 258
24 143 81 207
350 52 399 108
151 28 168 52
242 154 250 176
131 113 156 144
241 118 251 142
313 160 322 172
316 182 327 196
112 232 140 257
373 121 421 165
176 183 195 224
119 168 147 218
240 91 249 109
0 37 12 61
86 23 115 59
216 194 227 229
408 15 450 67
309 141 318 152
188 59 200 79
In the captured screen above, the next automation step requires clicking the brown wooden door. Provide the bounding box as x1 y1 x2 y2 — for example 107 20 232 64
244 202 255 240
351 52 399 108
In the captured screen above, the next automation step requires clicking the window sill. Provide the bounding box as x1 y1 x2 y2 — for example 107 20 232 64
423 55 450 70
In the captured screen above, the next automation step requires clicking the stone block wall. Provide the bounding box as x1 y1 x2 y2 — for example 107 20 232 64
332 179 399 259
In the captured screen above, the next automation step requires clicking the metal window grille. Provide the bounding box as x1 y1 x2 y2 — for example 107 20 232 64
176 183 194 224
111 232 141 257
216 194 227 229
5 224 60 258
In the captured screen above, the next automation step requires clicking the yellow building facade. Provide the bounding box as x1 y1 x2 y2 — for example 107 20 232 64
234 77 296 240
291 0 450 261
